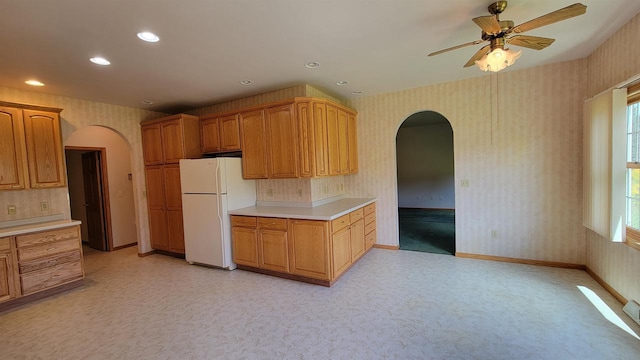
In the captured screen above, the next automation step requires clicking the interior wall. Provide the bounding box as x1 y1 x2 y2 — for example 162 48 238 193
397 121 454 209
0 86 166 253
66 126 137 248
65 151 89 241
346 59 587 265
585 12 640 302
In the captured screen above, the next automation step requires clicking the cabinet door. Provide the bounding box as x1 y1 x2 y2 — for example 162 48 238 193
219 114 241 151
167 209 185 254
148 209 169 251
350 218 365 261
240 109 268 179
0 250 18 303
161 119 185 163
347 113 358 174
265 104 299 178
296 102 314 178
332 226 352 278
145 166 166 209
337 109 349 174
141 123 163 165
0 107 28 190
22 110 66 188
163 164 182 211
288 220 330 280
232 226 258 267
200 117 220 153
258 229 289 272
326 104 341 175
312 102 329 177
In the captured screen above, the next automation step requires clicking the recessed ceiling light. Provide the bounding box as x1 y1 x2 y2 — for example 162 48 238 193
240 80 253 85
25 80 45 87
336 80 349 86
351 91 362 95
142 100 154 105
305 62 320 69
90 57 111 66
137 31 160 42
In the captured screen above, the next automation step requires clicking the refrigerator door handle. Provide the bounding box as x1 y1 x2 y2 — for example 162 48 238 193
217 195 226 265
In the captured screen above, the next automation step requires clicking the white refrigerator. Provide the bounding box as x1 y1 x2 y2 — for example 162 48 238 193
179 157 256 270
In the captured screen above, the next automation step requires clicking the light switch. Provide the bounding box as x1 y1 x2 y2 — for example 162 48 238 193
7 205 16 215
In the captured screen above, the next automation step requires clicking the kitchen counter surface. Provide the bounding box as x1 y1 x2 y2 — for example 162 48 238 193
229 198 376 221
0 219 82 237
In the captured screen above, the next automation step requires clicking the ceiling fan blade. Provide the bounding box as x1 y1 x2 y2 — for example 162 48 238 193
509 3 587 34
428 39 486 57
464 44 491 68
507 35 555 50
472 15 501 35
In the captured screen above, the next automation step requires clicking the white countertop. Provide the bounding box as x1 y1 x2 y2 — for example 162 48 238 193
229 198 376 221
0 220 82 237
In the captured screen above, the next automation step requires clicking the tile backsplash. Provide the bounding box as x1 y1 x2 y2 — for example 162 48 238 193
0 187 70 223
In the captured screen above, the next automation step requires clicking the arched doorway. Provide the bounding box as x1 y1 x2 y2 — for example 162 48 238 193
65 126 137 251
396 111 455 254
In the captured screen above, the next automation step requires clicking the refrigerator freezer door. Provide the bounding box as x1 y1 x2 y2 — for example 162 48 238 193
182 193 234 269
179 158 227 194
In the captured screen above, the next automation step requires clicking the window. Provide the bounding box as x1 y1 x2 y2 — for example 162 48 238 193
626 82 640 250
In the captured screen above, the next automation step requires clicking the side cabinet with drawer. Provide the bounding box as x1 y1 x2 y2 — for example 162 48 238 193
16 226 84 296
0 236 20 303
364 203 376 250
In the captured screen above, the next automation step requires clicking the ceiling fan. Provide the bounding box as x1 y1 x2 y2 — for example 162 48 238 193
428 1 587 72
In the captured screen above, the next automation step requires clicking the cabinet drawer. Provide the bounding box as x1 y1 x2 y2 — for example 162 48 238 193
349 208 363 222
16 226 79 248
331 214 350 233
365 221 376 236
19 250 81 274
18 238 80 262
0 237 10 252
364 213 376 225
365 230 376 246
21 260 83 295
258 217 287 230
364 203 376 216
231 216 257 227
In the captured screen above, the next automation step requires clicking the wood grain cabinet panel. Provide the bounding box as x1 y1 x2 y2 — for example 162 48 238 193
240 109 268 179
141 123 163 165
288 220 330 280
219 114 241 151
337 109 349 174
347 112 358 174
312 102 329 177
326 104 341 176
232 226 259 267
296 101 314 178
200 116 220 153
0 237 19 303
161 119 186 163
331 226 351 278
265 104 299 178
258 229 289 272
350 218 365 261
0 107 28 190
22 109 65 188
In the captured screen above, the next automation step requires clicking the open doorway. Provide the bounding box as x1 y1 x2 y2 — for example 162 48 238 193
66 148 111 251
396 111 455 255
65 125 138 252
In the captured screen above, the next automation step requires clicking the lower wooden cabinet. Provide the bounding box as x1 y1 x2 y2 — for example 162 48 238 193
1 225 84 307
230 202 376 286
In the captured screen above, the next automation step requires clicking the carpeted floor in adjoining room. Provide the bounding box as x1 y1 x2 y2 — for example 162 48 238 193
399 208 455 254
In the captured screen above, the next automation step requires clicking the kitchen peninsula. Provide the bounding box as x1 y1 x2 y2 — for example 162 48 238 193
229 198 376 286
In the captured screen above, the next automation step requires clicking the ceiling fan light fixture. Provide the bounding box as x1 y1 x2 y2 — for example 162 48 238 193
475 47 521 72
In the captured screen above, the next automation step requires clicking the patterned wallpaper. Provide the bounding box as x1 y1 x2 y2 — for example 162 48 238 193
585 12 640 302
0 86 166 254
346 59 587 265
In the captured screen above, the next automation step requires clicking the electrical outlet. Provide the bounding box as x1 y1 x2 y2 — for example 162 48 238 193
7 205 17 215
297 189 302 197
40 201 49 212
323 186 329 194
461 179 470 188
266 189 274 196
491 230 498 238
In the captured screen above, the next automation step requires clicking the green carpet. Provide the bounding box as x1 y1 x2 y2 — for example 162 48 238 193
398 208 455 255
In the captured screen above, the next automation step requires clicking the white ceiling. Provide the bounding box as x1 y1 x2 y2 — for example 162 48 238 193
2 0 639 113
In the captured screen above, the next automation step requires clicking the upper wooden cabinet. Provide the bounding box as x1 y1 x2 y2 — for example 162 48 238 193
141 114 200 165
200 113 241 154
228 97 357 179
0 102 65 190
